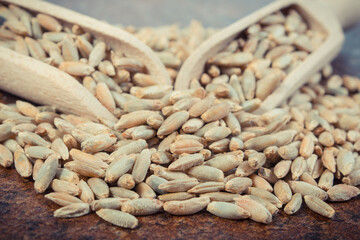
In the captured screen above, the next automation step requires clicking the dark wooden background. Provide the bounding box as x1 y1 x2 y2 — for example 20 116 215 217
0 1 359 239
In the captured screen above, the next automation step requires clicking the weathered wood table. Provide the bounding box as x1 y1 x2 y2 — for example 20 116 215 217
0 1 359 239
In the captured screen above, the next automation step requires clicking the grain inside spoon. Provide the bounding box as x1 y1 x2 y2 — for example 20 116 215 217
175 0 360 114
0 0 171 121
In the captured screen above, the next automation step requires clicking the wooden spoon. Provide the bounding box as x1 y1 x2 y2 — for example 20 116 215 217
174 0 360 114
0 0 171 122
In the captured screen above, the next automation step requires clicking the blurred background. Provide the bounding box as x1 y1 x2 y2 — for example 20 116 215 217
46 0 271 28
46 0 360 76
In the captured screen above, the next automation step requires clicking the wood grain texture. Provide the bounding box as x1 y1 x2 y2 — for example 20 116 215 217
0 166 359 240
0 0 359 239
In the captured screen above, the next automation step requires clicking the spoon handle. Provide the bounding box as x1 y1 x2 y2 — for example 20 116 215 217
0 46 117 122
323 0 360 29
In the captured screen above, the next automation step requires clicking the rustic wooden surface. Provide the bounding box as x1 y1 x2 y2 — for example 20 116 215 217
1 1 360 239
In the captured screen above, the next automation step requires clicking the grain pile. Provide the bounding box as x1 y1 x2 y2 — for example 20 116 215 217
0 3 359 229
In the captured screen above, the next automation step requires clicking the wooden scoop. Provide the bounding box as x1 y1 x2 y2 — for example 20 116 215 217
0 0 171 122
175 0 360 114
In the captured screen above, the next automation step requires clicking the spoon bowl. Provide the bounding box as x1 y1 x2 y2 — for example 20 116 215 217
0 0 171 121
175 0 360 113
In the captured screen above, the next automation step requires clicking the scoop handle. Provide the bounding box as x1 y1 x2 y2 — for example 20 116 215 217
321 0 360 29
